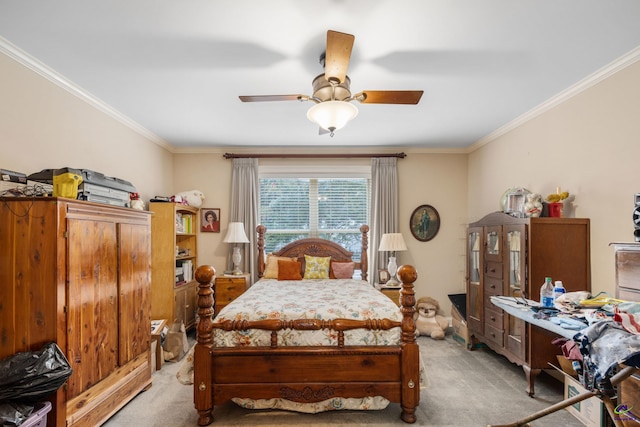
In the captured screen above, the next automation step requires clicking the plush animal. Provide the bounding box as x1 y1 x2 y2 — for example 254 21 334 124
174 190 205 207
524 193 543 218
415 296 449 340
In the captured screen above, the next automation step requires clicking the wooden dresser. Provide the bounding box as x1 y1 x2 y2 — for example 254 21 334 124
0 198 152 427
214 274 250 315
466 212 591 395
611 242 640 426
379 287 401 306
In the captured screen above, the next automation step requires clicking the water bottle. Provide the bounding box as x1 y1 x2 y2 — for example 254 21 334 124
540 277 554 308
553 280 566 301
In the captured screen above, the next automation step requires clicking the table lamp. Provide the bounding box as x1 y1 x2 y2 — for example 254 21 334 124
223 222 250 275
378 233 407 286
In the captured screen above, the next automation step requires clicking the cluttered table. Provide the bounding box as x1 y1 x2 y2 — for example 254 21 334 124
489 294 640 427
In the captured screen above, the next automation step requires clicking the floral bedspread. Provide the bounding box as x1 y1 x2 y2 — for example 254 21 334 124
176 278 423 413
212 278 402 347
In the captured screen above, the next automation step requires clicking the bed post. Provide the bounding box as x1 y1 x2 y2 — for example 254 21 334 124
360 224 369 281
257 224 266 278
397 264 419 424
194 265 216 426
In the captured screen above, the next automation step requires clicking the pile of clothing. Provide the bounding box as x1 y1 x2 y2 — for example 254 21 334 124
547 292 640 395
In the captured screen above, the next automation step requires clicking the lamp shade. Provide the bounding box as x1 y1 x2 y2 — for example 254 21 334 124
378 233 408 252
223 222 249 244
307 100 358 132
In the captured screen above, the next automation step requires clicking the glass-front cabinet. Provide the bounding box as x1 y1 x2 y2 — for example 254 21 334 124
466 212 590 397
466 226 483 336
505 224 526 360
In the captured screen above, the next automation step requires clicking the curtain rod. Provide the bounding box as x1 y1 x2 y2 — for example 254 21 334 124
223 152 406 159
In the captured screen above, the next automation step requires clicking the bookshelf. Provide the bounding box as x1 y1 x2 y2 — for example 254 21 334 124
150 202 199 330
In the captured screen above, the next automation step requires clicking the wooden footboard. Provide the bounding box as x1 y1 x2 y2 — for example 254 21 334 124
193 264 419 425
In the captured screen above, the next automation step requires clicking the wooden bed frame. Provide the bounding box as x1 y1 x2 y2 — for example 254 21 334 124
193 225 420 425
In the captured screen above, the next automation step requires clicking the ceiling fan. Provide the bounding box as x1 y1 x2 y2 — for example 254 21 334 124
239 30 424 137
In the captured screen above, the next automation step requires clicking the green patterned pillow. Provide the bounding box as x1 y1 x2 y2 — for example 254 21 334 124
303 255 331 279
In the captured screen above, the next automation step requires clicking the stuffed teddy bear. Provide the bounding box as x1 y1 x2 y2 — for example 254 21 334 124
415 296 449 340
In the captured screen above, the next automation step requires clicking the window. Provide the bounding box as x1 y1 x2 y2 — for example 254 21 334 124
259 170 370 261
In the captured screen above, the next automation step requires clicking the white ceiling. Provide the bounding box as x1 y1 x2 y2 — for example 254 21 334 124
1 0 640 151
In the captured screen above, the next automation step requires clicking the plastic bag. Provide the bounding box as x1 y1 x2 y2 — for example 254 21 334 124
0 342 72 403
0 402 34 426
163 320 189 362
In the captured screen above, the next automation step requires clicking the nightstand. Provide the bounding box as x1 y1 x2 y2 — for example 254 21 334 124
215 274 250 314
378 286 401 306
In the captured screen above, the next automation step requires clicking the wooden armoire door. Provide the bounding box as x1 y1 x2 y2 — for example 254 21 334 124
65 218 119 399
118 222 151 364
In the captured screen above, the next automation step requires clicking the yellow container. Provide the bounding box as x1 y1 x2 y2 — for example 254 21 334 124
53 172 83 198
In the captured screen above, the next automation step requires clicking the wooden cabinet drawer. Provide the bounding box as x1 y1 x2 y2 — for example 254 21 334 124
214 275 249 314
217 281 245 301
618 288 640 302
485 261 503 280
380 288 401 306
484 324 504 346
484 292 503 312
484 307 504 330
616 249 640 292
484 277 502 296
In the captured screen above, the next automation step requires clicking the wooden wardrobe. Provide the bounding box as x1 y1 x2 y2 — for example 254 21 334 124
466 212 591 395
0 198 152 427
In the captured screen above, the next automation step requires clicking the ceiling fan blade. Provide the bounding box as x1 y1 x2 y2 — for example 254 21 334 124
239 95 307 102
324 30 354 84
355 90 424 105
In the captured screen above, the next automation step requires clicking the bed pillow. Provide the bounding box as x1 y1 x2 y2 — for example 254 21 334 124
303 255 331 279
329 260 354 279
331 261 355 279
263 254 297 279
277 260 303 281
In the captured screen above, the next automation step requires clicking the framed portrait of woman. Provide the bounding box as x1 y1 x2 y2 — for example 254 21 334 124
201 208 220 233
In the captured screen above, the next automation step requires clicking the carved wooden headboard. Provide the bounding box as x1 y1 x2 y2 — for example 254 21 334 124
256 224 369 281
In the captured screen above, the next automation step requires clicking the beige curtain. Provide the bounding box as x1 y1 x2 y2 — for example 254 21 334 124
370 157 399 284
230 158 259 284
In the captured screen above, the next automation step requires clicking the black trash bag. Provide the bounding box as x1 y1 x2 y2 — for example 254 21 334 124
0 342 72 403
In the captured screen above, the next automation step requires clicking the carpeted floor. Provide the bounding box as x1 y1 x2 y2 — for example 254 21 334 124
104 335 585 426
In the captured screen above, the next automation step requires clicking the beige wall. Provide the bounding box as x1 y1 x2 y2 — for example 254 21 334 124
172 152 233 270
468 59 640 296
172 151 469 314
0 52 173 200
398 152 468 312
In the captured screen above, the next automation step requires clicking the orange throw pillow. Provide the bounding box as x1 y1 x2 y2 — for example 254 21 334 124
263 254 297 279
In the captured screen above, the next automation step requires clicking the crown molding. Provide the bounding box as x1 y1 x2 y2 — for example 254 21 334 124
469 45 640 154
0 36 174 152
3 35 638 156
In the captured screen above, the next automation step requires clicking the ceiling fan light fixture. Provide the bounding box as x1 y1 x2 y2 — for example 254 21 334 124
307 101 358 136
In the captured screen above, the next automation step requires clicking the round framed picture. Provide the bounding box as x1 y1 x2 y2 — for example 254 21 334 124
410 205 440 242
